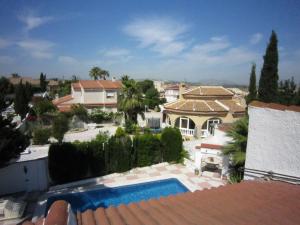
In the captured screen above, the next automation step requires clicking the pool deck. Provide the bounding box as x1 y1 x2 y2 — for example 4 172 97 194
33 163 226 221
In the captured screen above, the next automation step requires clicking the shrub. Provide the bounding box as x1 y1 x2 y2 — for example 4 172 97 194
89 109 113 123
161 127 183 162
125 119 137 134
133 133 161 167
32 127 51 145
115 127 126 137
70 104 88 122
48 143 88 184
106 134 132 173
33 99 57 116
52 113 69 143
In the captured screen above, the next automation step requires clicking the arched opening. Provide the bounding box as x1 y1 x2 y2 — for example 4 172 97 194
201 118 222 136
175 116 196 136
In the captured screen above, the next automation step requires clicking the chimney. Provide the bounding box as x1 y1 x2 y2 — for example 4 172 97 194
179 83 186 100
112 76 116 82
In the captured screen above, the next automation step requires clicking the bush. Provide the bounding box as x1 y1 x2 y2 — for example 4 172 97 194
115 127 126 137
106 134 132 173
32 128 51 145
52 113 69 143
133 133 161 167
125 119 137 134
161 127 183 162
89 109 113 123
70 104 88 122
48 143 88 184
33 99 57 116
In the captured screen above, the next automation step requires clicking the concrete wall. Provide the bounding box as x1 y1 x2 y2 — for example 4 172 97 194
244 106 300 179
0 159 49 195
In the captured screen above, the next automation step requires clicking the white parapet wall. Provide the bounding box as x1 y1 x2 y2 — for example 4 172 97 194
244 103 300 180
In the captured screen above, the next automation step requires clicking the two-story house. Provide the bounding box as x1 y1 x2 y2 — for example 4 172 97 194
53 80 122 112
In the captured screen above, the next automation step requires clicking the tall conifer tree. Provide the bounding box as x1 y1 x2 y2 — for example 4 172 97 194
247 63 257 103
258 30 279 102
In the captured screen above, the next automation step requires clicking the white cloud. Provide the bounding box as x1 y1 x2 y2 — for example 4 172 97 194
250 33 263 45
0 38 12 48
58 56 78 64
19 11 53 31
0 56 14 64
17 39 55 59
123 17 188 56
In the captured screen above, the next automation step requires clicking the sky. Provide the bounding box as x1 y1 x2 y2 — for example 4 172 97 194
0 0 299 84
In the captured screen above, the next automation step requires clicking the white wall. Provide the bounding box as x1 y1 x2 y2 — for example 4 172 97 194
244 106 300 179
0 159 49 195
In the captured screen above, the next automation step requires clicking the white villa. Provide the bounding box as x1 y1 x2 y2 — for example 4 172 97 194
163 84 246 138
164 84 180 103
53 79 122 112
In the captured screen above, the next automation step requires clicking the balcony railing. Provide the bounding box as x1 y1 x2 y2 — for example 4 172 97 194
179 128 195 136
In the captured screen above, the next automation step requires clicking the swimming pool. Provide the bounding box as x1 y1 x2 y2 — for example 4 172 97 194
46 178 189 213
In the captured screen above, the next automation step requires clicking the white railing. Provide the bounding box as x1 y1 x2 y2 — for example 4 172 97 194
201 129 209 138
179 128 195 136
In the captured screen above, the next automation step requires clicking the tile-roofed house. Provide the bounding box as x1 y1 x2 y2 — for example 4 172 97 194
162 83 246 138
9 76 40 86
25 180 300 225
164 84 180 103
53 80 122 113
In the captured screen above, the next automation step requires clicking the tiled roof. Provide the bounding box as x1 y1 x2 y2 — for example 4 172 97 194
48 80 59 86
197 143 223 150
27 181 300 225
183 86 234 97
72 82 81 91
218 100 245 113
77 80 122 90
250 100 300 113
164 99 245 115
52 95 73 105
165 84 179 90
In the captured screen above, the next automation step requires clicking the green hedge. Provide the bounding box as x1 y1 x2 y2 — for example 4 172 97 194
48 127 184 184
161 127 183 162
133 134 161 167
48 143 88 184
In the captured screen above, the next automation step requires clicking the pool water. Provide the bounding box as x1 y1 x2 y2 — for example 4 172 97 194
46 178 189 213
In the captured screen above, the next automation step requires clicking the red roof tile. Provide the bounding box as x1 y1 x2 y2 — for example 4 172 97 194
52 95 73 105
25 181 300 225
198 143 223 150
250 100 300 113
77 80 122 90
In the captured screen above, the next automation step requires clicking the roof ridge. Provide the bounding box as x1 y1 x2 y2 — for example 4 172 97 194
215 100 229 111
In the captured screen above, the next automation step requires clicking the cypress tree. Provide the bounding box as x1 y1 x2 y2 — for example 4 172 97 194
14 81 28 118
40 73 47 92
258 30 279 102
246 63 257 104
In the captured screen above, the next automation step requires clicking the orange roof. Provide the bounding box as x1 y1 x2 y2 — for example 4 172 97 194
183 86 234 97
165 84 179 90
52 95 73 105
26 181 300 225
196 143 223 150
72 82 81 91
75 80 122 90
164 99 245 115
250 101 300 113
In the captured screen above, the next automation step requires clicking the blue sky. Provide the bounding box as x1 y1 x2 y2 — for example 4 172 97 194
0 0 299 84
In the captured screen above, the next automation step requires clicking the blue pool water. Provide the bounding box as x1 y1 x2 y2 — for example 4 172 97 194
46 178 189 213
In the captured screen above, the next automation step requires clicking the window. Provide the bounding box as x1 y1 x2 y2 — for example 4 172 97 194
106 91 115 98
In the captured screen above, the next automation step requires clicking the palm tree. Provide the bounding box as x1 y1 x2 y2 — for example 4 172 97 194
118 76 145 123
89 67 110 80
223 117 248 183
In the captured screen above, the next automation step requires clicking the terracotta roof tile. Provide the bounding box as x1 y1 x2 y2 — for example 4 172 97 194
165 84 179 90
199 143 223 150
218 99 246 113
183 86 234 97
78 80 122 90
74 181 300 225
25 181 300 225
250 100 300 113
72 82 81 90
52 95 73 105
